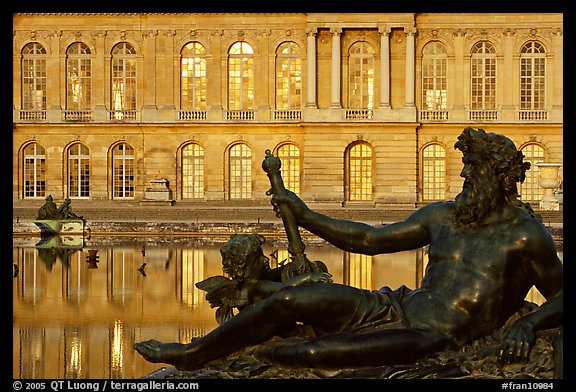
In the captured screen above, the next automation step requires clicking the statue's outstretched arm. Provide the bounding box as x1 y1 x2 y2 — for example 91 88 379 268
274 191 440 255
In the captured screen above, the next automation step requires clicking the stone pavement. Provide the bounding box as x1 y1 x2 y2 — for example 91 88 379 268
12 199 563 245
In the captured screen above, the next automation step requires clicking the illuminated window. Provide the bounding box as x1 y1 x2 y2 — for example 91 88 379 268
66 43 92 110
228 42 254 110
181 42 207 111
348 42 375 109
520 143 545 201
421 42 447 111
346 142 373 201
22 142 46 198
520 41 546 111
112 143 134 199
111 42 137 119
182 143 205 199
228 143 252 199
421 143 446 201
276 143 301 194
67 143 90 199
275 42 302 110
470 41 496 110
21 42 47 111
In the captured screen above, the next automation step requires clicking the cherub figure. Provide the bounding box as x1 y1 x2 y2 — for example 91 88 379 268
196 233 330 324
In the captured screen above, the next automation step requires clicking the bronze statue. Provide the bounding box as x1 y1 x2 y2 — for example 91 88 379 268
57 198 84 221
36 196 85 221
196 233 330 325
134 127 562 371
36 195 58 220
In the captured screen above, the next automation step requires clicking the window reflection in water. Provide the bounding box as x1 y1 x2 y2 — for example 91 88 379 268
110 320 123 378
13 237 561 379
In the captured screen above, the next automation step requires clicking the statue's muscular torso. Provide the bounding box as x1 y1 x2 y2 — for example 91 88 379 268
401 202 549 344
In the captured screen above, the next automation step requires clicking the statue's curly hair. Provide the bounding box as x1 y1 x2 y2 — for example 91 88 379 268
454 127 531 196
220 234 269 280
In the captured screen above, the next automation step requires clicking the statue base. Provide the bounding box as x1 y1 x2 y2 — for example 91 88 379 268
141 326 561 380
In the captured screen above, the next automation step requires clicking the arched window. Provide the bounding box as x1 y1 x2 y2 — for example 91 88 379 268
346 142 373 201
182 143 205 199
111 142 134 199
421 143 447 201
67 143 90 199
520 41 546 111
348 42 375 109
66 42 92 111
421 42 447 111
22 142 46 198
111 42 137 119
275 42 302 110
228 42 254 111
520 143 546 201
470 41 496 110
276 143 301 195
181 42 207 111
228 143 252 199
21 42 47 112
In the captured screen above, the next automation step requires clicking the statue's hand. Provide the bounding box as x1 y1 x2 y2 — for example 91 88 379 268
284 272 333 287
270 189 308 220
498 317 536 366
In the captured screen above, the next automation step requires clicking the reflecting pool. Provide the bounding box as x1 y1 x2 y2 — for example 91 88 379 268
13 234 556 379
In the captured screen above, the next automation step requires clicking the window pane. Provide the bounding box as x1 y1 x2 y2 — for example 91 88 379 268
23 143 46 198
68 143 90 198
182 143 205 199
275 42 302 110
520 144 545 201
348 42 375 109
277 144 301 194
112 143 134 199
181 42 207 111
229 144 252 199
348 143 372 201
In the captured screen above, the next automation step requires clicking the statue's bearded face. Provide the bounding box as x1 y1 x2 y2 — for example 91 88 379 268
454 155 502 228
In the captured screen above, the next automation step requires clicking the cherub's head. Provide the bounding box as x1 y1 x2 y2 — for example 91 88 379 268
220 234 271 280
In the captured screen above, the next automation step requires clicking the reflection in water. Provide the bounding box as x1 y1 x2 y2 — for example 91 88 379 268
13 235 560 379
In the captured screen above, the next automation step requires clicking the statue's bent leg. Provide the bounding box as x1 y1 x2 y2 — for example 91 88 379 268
255 327 451 369
135 283 368 369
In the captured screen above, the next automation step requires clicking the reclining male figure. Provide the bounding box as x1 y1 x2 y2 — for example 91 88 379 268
134 128 563 370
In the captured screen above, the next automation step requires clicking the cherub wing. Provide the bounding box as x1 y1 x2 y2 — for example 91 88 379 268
196 275 250 324
195 275 250 307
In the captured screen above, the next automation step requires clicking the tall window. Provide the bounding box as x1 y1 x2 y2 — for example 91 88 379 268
520 143 545 201
22 142 46 198
275 42 302 110
181 42 207 111
228 42 254 110
348 42 375 109
421 42 447 111
276 143 301 194
67 143 90 199
112 143 134 199
182 143 205 199
346 142 373 201
520 41 546 111
421 143 446 201
470 41 496 110
66 43 92 111
228 143 252 199
111 42 137 119
21 42 47 111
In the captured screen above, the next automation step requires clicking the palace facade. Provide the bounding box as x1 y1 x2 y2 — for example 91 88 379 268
12 13 563 209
